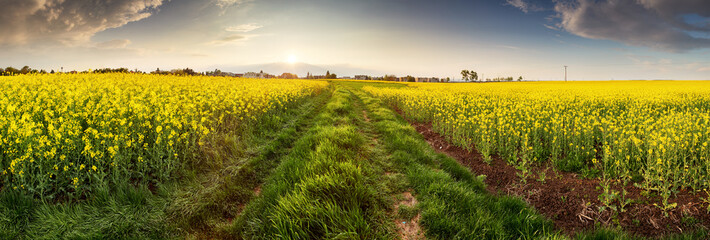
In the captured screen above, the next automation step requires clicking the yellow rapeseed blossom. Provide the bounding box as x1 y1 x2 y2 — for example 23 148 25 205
365 80 710 192
0 73 327 197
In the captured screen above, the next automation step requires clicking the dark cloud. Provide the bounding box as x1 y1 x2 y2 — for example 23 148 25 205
0 0 164 46
552 0 710 51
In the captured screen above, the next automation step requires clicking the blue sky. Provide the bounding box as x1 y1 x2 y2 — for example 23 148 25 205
1 0 710 80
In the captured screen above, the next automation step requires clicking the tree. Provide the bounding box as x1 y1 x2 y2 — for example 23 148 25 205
280 73 298 79
405 75 415 82
518 76 523 81
461 70 479 82
470 71 478 81
4 67 18 75
20 66 31 74
325 70 337 79
461 70 470 81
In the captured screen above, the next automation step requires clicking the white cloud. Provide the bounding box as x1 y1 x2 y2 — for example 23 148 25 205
96 39 132 49
506 0 543 13
209 34 249 46
215 0 253 9
226 23 263 33
0 0 164 46
553 0 710 51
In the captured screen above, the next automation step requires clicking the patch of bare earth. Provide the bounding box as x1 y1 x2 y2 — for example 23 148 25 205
394 191 425 240
396 110 710 238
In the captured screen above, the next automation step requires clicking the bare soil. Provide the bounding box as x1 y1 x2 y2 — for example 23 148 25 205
394 191 425 240
403 117 710 238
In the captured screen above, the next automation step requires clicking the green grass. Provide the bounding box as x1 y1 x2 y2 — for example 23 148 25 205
232 88 396 239
337 80 408 89
166 88 332 237
1 183 173 240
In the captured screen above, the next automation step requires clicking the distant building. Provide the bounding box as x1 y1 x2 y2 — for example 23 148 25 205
341 76 352 79
354 75 369 80
244 71 271 79
416 77 429 82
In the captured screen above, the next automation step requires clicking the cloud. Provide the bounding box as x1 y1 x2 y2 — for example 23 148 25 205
226 23 262 32
553 0 710 51
96 39 132 49
209 34 247 45
215 0 253 8
506 0 543 13
498 45 521 50
0 0 164 47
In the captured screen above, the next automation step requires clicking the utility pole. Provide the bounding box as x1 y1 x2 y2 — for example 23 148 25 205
564 65 568 82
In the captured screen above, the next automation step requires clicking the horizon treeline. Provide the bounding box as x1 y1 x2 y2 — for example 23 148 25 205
0 66 213 76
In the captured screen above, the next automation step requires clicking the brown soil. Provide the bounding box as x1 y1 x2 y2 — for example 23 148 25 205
402 117 710 238
394 191 425 240
254 185 262 196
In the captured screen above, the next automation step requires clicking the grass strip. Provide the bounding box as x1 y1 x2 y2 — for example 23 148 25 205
232 87 395 239
166 86 332 237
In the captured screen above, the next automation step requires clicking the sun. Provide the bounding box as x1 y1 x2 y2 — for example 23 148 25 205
287 54 298 64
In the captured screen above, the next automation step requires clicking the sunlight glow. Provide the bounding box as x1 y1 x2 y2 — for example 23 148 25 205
287 54 298 64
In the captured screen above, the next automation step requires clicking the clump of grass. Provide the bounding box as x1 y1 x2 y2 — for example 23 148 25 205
398 204 420 221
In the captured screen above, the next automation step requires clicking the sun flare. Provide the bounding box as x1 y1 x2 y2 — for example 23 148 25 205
287 54 298 64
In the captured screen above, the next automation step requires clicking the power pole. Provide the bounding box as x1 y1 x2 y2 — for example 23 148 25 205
564 65 568 82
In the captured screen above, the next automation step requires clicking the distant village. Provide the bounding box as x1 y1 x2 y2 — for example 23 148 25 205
211 70 453 83
0 66 458 82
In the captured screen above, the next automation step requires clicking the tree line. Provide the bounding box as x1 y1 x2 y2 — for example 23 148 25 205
0 66 210 76
461 69 523 82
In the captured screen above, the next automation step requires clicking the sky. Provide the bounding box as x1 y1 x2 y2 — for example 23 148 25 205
1 0 710 80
